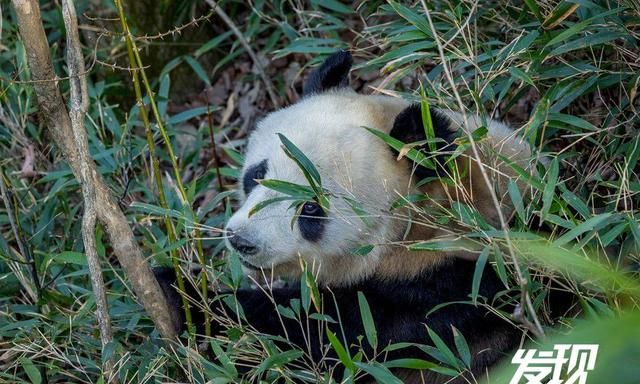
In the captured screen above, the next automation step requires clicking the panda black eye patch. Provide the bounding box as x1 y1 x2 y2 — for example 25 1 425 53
298 201 326 242
243 159 268 195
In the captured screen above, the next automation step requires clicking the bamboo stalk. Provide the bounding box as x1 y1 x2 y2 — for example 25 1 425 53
114 0 210 337
113 0 194 336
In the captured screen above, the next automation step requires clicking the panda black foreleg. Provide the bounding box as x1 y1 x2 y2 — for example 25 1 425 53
154 268 330 358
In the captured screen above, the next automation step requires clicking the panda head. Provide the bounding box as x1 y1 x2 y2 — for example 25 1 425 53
225 51 417 285
224 51 533 285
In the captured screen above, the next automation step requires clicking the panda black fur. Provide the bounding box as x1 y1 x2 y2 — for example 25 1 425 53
156 50 541 383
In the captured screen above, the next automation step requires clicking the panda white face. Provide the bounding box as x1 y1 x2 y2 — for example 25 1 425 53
225 91 410 284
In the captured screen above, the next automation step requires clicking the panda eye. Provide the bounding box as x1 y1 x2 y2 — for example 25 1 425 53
243 160 268 195
301 202 323 216
298 201 326 242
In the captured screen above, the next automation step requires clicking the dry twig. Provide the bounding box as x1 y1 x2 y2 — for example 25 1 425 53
61 0 115 379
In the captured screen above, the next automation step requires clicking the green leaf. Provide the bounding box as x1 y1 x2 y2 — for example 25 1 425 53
344 197 373 227
357 292 378 349
327 329 355 371
542 2 579 29
21 358 41 384
514 239 640 297
168 106 213 125
541 157 559 221
508 67 535 87
256 350 303 375
451 326 471 368
54 251 86 266
544 19 593 48
493 246 510 288
554 213 613 246
549 113 598 131
300 270 311 314
387 1 433 37
364 126 435 170
194 31 233 58
183 56 211 85
312 0 352 14
303 264 321 313
227 251 244 287
495 153 544 190
523 0 543 23
420 87 436 154
471 246 490 305
408 239 478 252
259 179 316 199
548 31 628 57
527 96 549 146
559 188 590 218
383 358 439 370
601 222 627 247
130 202 184 219
248 197 297 217
489 311 640 383
277 134 330 209
277 133 322 188
351 244 375 256
426 327 461 370
354 362 403 384
507 180 526 223
209 339 238 377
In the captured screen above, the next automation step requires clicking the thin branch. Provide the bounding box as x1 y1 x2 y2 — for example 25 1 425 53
62 0 115 379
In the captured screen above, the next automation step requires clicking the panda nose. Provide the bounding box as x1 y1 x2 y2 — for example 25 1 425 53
227 230 259 255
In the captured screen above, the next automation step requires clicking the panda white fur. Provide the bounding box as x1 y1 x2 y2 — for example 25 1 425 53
156 51 537 383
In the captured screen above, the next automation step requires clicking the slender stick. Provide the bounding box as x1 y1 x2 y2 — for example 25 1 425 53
113 0 194 336
114 0 210 337
62 0 116 378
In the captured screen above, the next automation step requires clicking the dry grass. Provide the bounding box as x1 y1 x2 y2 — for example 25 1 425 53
0 0 638 382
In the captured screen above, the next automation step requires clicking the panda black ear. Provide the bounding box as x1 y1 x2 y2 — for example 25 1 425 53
303 50 353 97
390 104 457 180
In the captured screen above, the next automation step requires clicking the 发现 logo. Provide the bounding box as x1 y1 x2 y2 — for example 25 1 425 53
510 344 598 384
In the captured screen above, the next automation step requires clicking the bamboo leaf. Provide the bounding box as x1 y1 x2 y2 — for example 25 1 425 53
354 362 403 384
358 292 378 350
327 329 355 371
256 350 304 375
541 157 559 221
451 326 471 368
542 2 579 29
471 246 490 305
426 327 461 370
554 213 613 246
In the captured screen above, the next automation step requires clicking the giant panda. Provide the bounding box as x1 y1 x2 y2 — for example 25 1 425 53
156 50 537 383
